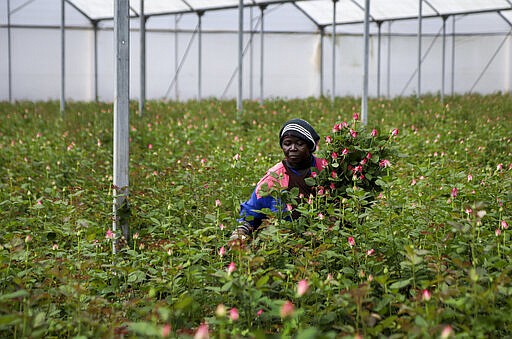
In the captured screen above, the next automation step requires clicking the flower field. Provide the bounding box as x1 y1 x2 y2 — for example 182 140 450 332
0 94 511 338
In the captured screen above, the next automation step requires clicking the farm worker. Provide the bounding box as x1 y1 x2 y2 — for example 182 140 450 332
230 118 327 242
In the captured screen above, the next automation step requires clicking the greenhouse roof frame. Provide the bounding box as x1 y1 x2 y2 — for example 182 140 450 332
64 0 512 27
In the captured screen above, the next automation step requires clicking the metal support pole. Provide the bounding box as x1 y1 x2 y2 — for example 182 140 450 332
387 21 392 98
417 0 422 98
441 16 447 104
7 0 12 102
377 21 382 98
259 5 266 105
174 15 179 100
93 21 99 102
320 26 325 97
60 0 65 115
139 0 145 115
237 0 243 113
198 11 204 101
451 15 456 96
249 7 254 100
361 0 370 125
332 0 338 103
113 0 131 253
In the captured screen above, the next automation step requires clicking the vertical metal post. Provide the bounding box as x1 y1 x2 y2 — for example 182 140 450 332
441 16 447 104
332 0 337 103
175 15 179 100
451 15 456 96
249 7 254 100
113 0 130 254
60 0 65 115
320 26 325 97
139 0 145 115
387 21 392 98
198 11 203 101
361 0 370 125
417 0 422 98
93 21 99 102
237 0 243 113
7 0 12 102
377 21 382 98
259 5 265 105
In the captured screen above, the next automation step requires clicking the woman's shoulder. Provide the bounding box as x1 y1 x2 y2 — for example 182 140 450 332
256 161 287 187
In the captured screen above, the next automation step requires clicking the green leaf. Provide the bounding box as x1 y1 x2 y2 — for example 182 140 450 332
389 279 411 290
0 290 29 302
256 274 270 288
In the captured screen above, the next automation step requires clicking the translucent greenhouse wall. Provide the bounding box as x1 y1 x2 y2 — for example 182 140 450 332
1 25 511 101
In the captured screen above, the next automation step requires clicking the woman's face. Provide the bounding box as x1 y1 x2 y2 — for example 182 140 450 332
281 135 311 168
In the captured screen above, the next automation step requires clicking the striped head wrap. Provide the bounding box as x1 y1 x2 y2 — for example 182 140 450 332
279 118 320 152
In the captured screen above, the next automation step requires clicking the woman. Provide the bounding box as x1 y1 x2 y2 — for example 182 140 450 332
231 118 327 241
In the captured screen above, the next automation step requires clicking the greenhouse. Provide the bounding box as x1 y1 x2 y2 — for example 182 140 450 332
2 0 512 105
1 1 511 338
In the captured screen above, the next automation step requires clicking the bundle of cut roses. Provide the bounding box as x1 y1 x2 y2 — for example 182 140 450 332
308 113 399 201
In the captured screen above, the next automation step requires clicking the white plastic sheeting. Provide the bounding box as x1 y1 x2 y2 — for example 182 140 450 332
1 0 512 102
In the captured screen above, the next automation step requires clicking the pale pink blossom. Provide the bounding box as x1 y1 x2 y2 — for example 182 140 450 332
257 309 264 317
194 323 209 339
331 171 337 179
297 279 309 297
371 129 378 137
229 308 239 321
280 301 295 319
219 223 225 230
215 199 221 207
501 220 509 229
350 129 357 138
331 152 338 160
52 244 59 251
353 112 359 121
467 174 473 181
440 325 454 338
148 144 153 149
311 171 317 178
227 262 236 274
162 324 171 337
450 187 458 198
497 163 503 171
218 246 226 257
391 128 399 136
422 289 431 301
348 236 355 247
341 148 349 155
495 229 501 236
330 183 336 190
325 136 332 143
366 248 375 256
233 154 240 161
105 229 115 239
379 159 391 168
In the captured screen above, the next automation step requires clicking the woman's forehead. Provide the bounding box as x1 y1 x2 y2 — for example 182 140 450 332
282 135 305 142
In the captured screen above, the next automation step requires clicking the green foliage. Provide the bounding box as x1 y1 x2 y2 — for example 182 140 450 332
0 95 511 337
